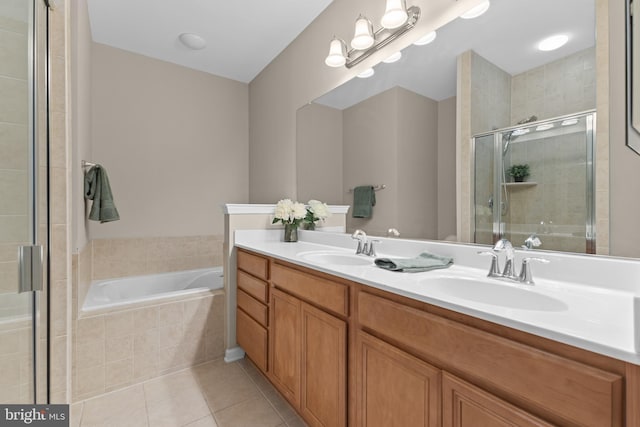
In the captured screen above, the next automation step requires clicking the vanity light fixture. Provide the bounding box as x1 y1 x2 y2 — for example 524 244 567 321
413 31 437 46
537 34 569 51
357 68 376 78
460 0 490 19
178 33 206 50
324 1 420 69
383 51 402 63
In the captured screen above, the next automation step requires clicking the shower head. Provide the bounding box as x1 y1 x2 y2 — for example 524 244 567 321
503 116 538 156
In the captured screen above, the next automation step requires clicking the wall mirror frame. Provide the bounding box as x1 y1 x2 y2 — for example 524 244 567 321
626 0 640 154
296 0 613 257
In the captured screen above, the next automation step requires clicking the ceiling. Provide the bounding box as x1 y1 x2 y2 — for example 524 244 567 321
87 0 334 83
316 0 595 109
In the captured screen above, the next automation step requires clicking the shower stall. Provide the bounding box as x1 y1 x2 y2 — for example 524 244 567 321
473 111 596 254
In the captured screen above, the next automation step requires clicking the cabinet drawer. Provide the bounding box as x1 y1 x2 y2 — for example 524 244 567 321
358 291 623 427
272 263 348 316
237 288 268 327
238 250 269 280
237 270 269 303
237 308 268 372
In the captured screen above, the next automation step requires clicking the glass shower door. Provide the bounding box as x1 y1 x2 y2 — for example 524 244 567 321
474 112 596 254
0 0 48 403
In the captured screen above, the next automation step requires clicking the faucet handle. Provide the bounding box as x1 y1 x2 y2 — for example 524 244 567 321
477 251 501 277
518 257 550 285
365 239 381 257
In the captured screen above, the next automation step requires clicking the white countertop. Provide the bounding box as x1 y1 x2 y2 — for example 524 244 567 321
234 229 640 365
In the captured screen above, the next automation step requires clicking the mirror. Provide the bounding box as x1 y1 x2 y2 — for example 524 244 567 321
297 0 601 250
627 0 640 154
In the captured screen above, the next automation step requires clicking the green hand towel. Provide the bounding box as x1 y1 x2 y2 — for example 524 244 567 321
352 185 376 218
84 165 120 223
374 252 453 273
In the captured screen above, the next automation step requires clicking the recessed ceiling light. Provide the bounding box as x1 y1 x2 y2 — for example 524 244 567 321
383 52 402 63
536 124 554 131
178 33 206 50
413 31 437 46
460 0 490 19
537 34 568 51
357 68 375 78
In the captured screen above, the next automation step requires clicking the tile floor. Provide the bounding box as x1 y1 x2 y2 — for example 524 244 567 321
70 358 308 427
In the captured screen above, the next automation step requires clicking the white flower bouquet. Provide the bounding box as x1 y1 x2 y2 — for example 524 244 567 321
303 199 331 230
272 199 307 227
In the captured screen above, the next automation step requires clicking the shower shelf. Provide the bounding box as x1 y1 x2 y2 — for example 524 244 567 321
503 182 537 188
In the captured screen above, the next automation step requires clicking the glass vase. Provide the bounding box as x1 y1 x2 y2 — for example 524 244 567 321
303 222 316 231
284 223 298 242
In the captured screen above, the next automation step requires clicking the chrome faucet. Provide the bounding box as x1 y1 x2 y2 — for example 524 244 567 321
351 229 379 257
492 238 516 279
478 238 549 285
351 229 367 255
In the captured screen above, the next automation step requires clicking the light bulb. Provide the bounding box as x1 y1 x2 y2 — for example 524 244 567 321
381 0 408 29
325 38 347 67
351 16 375 50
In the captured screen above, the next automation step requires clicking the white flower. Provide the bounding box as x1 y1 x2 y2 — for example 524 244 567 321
274 199 294 221
308 200 331 220
292 202 307 219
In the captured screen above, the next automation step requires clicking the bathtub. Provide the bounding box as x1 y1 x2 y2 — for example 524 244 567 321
82 267 224 312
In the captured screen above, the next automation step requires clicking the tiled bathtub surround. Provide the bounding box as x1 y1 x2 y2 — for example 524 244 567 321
71 234 225 402
73 291 225 402
92 235 224 280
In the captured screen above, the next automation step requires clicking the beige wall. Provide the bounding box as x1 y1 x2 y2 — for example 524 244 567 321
437 96 457 240
89 43 249 239
70 0 92 252
470 51 511 135
248 0 483 204
610 0 640 257
296 103 343 204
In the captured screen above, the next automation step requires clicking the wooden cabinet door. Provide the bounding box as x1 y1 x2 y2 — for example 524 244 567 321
300 301 347 427
269 288 301 407
442 373 555 427
356 331 441 427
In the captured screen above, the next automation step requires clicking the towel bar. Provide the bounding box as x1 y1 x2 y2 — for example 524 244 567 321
348 184 386 193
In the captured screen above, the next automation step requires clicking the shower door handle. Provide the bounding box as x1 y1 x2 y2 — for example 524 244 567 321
18 245 43 293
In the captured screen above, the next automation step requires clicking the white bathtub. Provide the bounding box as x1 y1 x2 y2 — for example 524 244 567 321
82 267 224 312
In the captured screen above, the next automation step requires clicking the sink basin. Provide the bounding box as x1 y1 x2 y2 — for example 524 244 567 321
298 250 373 266
427 277 568 312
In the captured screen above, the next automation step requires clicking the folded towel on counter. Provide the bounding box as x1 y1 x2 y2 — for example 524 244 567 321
84 164 120 223
374 252 453 273
352 185 376 218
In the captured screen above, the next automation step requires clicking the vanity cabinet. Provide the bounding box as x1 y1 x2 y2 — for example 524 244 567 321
236 249 635 427
355 331 441 427
269 262 348 427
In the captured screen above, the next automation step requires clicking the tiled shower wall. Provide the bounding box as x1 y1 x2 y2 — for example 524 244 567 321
0 3 29 294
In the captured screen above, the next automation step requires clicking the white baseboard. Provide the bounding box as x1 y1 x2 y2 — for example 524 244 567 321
224 346 245 363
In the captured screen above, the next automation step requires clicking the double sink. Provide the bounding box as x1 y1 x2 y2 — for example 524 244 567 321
288 245 638 361
297 249 567 312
